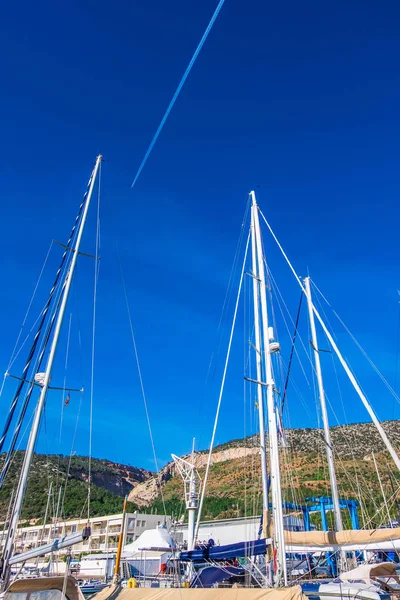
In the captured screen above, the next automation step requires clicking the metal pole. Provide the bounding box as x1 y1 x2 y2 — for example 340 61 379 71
172 448 200 553
250 206 269 513
0 155 102 587
304 277 343 532
251 191 287 586
113 497 127 583
35 481 53 569
320 500 328 531
0 488 14 552
312 295 400 471
38 482 53 547
187 439 197 552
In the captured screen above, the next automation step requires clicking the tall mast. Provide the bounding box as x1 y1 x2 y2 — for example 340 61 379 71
251 191 287 586
250 205 269 514
304 277 343 531
0 155 102 587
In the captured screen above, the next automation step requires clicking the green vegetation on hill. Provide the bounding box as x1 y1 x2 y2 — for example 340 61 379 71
143 421 400 526
146 451 400 528
0 452 142 521
2 421 400 526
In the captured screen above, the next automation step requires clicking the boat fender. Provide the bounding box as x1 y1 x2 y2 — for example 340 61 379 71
127 578 137 588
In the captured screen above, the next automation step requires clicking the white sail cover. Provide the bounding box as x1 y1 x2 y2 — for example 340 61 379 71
340 562 398 582
123 527 175 554
94 586 306 600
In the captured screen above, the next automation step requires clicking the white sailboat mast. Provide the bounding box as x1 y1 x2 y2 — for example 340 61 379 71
250 205 269 513
304 277 343 531
0 155 102 586
251 191 287 586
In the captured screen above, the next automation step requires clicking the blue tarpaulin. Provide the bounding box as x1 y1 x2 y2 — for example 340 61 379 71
179 538 267 562
191 566 244 587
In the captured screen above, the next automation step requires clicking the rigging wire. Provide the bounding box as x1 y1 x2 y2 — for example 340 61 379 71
244 272 262 525
267 266 310 387
243 274 247 522
0 230 78 490
281 292 303 417
1 240 54 390
311 279 400 408
74 263 87 390
258 214 376 521
195 230 250 541
372 452 392 526
61 393 84 520
53 312 74 506
0 175 92 461
394 291 400 417
88 160 102 521
320 373 383 525
305 289 331 504
196 197 251 449
0 285 66 489
329 349 371 523
4 301 50 383
204 197 251 386
116 243 167 517
131 0 226 189
307 285 371 518
59 314 73 446
258 206 400 475
362 482 400 529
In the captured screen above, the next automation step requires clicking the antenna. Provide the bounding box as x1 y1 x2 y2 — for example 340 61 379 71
172 439 201 551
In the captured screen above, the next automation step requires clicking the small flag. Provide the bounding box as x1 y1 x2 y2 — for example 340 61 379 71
64 394 70 407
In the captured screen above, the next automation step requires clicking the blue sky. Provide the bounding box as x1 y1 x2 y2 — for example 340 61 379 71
0 0 400 470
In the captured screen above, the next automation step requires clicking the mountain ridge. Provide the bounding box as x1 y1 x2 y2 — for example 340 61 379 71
131 419 400 526
1 420 399 525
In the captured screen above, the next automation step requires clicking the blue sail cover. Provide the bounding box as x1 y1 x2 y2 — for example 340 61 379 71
179 538 267 562
191 566 244 588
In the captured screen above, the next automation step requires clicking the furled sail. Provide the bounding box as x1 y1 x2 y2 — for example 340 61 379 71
285 528 400 551
286 527 400 547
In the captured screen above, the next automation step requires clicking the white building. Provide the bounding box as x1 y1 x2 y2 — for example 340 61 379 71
0 512 172 557
174 514 305 548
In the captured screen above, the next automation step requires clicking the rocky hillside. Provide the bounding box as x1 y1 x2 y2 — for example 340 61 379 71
2 421 400 525
66 456 152 497
131 420 400 528
211 420 400 459
128 446 260 507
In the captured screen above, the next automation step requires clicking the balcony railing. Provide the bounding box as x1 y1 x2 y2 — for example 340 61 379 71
92 528 107 535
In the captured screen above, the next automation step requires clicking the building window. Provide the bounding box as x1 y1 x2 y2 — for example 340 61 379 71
71 525 76 533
